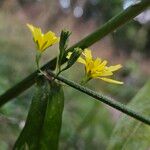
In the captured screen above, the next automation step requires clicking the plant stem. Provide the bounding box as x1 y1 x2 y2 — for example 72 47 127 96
80 75 91 85
47 70 150 126
36 52 41 71
0 0 149 107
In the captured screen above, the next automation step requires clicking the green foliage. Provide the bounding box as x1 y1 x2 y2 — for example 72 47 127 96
1 1 149 105
14 77 50 149
107 80 150 150
63 101 114 150
40 81 64 150
13 77 64 150
0 1 150 149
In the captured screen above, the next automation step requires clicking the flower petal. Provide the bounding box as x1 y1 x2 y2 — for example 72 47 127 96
95 60 108 72
99 77 124 84
99 71 113 76
99 60 107 67
83 49 92 60
42 31 59 50
107 64 122 72
27 24 59 52
27 24 34 33
27 24 42 42
94 58 101 66
77 57 86 64
91 70 113 78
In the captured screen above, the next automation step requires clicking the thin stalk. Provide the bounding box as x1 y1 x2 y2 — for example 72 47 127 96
0 0 149 107
47 70 150 126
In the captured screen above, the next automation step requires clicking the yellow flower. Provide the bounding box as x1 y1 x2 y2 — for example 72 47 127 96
67 49 123 84
27 24 59 52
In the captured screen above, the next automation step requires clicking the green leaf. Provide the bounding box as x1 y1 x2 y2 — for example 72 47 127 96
107 80 150 150
40 81 64 150
13 77 50 150
13 77 64 150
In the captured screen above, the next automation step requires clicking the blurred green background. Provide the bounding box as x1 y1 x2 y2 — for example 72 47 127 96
0 0 150 149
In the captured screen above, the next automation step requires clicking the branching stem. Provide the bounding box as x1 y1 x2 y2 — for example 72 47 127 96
0 1 149 107
47 70 150 126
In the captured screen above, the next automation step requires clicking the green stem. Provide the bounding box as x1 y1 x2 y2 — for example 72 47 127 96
36 52 48 78
0 0 149 107
55 56 61 74
36 51 42 72
47 70 150 126
80 74 91 85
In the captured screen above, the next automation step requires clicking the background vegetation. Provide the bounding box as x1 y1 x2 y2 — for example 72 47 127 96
0 0 150 149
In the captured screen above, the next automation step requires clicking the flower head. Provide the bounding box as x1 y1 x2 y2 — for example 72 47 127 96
67 49 123 84
27 24 59 52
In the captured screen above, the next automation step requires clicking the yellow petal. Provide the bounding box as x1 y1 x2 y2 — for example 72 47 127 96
77 57 86 64
27 24 43 51
95 60 107 72
83 49 92 60
44 31 55 45
107 64 122 72
94 58 101 66
27 24 59 52
99 77 124 84
27 24 42 42
44 31 56 38
99 60 107 67
91 70 112 78
86 60 94 74
27 24 34 33
42 31 59 50
100 70 113 76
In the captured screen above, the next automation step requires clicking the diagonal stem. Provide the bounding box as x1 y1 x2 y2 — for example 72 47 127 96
0 0 150 107
47 70 150 126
